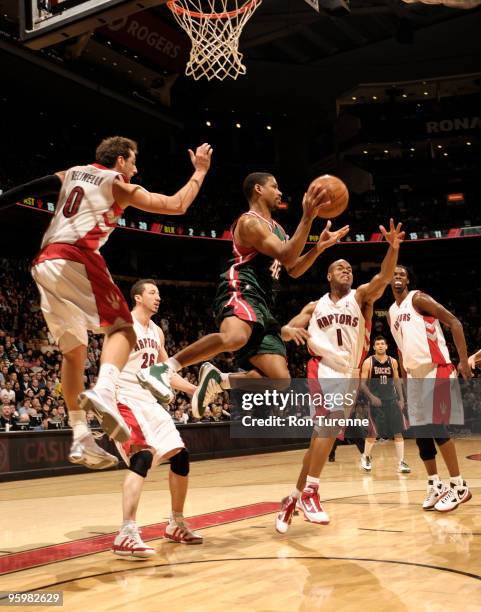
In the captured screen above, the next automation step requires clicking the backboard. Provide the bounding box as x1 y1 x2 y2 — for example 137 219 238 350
20 0 166 49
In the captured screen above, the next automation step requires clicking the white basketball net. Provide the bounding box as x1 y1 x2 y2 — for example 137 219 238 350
167 0 262 81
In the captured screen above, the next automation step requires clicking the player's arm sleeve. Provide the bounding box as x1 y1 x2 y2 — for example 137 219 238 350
0 175 62 211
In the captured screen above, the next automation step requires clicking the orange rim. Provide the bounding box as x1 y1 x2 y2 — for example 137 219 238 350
167 0 260 19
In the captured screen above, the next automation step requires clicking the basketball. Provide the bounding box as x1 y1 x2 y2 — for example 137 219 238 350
310 174 349 219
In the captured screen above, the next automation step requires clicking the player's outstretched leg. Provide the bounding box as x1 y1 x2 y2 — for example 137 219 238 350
138 317 252 406
79 327 137 443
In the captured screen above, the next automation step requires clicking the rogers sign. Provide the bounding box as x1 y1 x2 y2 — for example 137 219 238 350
101 11 189 72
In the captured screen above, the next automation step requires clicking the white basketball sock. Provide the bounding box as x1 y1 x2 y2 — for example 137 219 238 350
95 363 120 401
291 488 301 499
121 520 136 531
170 511 184 524
450 475 463 487
305 476 320 489
167 357 182 372
68 410 90 441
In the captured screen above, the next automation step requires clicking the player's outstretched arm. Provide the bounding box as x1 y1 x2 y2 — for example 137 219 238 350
468 349 481 370
281 301 316 345
286 221 350 278
356 219 405 306
412 292 472 380
0 172 64 211
113 143 212 214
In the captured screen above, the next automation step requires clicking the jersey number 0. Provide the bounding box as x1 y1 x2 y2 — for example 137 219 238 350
62 186 85 218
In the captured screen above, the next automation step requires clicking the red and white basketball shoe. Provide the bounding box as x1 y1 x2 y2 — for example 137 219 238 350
275 495 298 534
165 522 203 544
112 525 155 559
434 481 472 512
298 484 330 524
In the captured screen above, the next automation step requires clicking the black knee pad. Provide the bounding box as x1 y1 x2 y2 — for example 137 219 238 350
169 448 189 476
435 437 451 447
416 438 437 461
129 450 153 478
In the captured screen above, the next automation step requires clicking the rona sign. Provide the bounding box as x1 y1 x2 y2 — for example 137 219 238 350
426 116 481 133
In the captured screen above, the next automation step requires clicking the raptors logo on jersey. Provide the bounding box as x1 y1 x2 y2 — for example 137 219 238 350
389 290 450 371
117 316 161 404
41 164 127 253
307 289 369 372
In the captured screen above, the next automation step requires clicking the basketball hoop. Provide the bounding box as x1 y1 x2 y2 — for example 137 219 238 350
167 0 262 81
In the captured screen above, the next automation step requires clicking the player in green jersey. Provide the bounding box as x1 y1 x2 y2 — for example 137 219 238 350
138 172 349 415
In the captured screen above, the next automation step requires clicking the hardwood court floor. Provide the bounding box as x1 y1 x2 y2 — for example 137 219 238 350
0 439 480 611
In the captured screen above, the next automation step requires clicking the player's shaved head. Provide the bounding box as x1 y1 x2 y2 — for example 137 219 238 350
328 259 350 274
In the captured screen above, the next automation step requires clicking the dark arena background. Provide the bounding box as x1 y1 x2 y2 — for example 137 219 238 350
0 1 480 610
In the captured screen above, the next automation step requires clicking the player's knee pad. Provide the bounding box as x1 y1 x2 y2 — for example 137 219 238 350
169 448 189 476
129 450 153 478
416 438 437 461
435 436 451 447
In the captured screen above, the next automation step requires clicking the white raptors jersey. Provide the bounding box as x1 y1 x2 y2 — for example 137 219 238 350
389 290 450 371
307 289 368 372
41 164 125 252
117 315 162 404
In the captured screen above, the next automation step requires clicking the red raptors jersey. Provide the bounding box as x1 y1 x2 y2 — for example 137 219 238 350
389 290 451 371
41 164 126 253
307 289 370 372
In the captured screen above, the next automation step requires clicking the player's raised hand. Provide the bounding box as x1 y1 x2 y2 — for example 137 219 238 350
189 143 213 174
302 182 331 220
316 220 350 252
281 325 310 346
379 218 405 250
